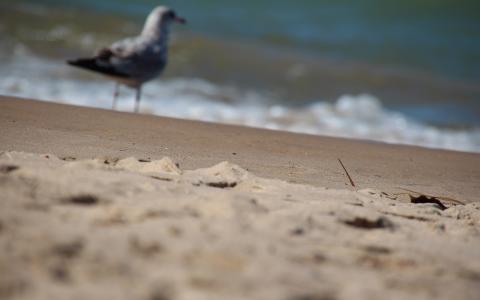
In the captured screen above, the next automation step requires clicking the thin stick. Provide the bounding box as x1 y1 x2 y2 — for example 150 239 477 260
338 158 355 187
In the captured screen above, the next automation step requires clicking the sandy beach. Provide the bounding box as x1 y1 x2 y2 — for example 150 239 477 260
1 96 480 300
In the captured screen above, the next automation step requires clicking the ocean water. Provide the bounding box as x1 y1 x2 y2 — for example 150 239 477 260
1 0 479 152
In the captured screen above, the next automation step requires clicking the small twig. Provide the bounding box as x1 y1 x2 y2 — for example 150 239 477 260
338 158 356 187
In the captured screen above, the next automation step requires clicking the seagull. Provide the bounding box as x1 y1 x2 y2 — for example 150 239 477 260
67 6 186 112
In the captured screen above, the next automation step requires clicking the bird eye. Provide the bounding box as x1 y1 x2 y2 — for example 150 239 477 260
167 11 176 18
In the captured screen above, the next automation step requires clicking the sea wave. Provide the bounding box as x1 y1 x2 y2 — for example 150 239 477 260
1 52 479 153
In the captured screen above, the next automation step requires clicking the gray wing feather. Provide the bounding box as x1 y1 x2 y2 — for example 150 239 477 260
105 36 168 82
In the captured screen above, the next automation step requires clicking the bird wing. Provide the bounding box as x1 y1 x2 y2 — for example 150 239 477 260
67 36 167 82
107 36 168 80
67 45 132 79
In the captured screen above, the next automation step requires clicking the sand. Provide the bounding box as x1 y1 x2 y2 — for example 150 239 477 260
1 97 479 203
1 96 480 300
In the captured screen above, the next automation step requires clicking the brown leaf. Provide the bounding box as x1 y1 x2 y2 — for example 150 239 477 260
397 188 465 210
409 194 447 210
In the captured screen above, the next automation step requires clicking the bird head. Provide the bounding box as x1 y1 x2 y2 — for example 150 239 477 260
161 8 187 25
144 6 186 32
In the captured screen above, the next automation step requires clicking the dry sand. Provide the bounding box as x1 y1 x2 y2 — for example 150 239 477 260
1 96 480 300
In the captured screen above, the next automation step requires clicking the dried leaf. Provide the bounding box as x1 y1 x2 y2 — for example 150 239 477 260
409 194 447 210
396 188 465 210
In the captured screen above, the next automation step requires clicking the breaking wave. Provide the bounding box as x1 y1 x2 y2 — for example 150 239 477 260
1 49 479 153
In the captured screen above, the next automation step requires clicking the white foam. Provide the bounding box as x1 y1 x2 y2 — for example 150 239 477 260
1 53 479 153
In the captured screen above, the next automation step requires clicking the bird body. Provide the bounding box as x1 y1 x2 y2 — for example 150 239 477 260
67 6 186 112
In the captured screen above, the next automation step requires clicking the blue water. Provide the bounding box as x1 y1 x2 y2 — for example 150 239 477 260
26 0 480 81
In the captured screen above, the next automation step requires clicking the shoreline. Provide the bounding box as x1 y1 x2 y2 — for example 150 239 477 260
1 96 479 203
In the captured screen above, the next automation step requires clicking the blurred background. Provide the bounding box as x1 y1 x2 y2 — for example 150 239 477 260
1 0 479 151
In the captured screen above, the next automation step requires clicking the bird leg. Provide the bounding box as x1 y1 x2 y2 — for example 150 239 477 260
112 83 120 110
134 86 142 113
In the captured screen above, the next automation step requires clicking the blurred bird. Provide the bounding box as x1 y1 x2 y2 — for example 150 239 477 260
67 6 186 112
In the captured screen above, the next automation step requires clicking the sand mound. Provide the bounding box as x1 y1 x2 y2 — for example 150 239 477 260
0 152 479 300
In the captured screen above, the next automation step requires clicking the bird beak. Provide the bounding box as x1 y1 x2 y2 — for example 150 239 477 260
174 16 187 24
